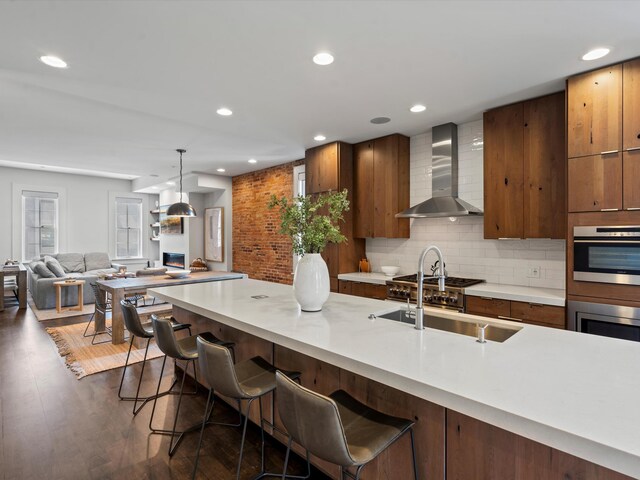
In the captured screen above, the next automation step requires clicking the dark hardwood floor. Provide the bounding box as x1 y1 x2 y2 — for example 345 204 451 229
0 301 328 479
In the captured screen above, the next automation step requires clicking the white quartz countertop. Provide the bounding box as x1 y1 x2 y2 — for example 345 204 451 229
464 283 566 306
150 279 640 478
337 272 392 285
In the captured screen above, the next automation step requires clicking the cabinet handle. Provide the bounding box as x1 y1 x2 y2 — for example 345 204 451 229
528 303 544 307
600 208 620 212
601 150 619 156
625 146 640 152
626 207 640 211
480 296 494 300
498 315 523 322
498 237 521 240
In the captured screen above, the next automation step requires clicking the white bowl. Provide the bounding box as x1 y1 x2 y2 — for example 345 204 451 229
166 269 191 279
380 266 400 276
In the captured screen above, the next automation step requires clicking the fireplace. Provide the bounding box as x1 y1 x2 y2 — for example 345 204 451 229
163 252 186 269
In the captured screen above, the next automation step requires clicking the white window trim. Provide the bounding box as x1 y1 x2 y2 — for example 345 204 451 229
292 164 305 273
21 192 59 262
108 191 150 260
12 183 67 261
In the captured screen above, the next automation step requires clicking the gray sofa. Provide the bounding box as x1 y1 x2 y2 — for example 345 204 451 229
27 252 123 310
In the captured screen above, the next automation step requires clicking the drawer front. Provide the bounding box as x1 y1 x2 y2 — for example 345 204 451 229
510 301 565 329
465 296 510 318
338 280 352 295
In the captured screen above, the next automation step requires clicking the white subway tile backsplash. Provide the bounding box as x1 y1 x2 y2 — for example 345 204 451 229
366 119 566 288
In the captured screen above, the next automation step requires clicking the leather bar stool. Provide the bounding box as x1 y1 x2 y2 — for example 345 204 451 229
150 315 235 456
192 337 306 480
118 299 191 414
276 371 419 480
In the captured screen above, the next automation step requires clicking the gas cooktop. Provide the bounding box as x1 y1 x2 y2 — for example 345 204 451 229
390 274 485 288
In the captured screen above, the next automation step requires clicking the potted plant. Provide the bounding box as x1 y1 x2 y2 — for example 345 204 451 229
268 189 349 311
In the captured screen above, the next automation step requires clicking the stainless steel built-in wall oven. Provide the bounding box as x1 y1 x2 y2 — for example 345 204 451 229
568 300 640 342
573 226 640 285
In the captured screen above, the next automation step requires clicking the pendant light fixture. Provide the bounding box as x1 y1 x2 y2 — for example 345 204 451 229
166 149 197 217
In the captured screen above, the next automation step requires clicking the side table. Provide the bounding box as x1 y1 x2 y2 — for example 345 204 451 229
53 279 86 313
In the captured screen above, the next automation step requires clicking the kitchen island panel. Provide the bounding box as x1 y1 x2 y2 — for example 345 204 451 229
447 410 632 480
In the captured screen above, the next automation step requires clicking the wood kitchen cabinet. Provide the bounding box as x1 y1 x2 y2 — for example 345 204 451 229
567 58 640 212
338 280 387 300
353 134 410 239
466 296 565 329
567 64 622 158
304 142 365 292
483 92 565 239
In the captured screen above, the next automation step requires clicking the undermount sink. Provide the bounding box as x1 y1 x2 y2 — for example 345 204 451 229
375 308 521 343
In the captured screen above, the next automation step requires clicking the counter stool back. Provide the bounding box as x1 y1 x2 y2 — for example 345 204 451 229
117 300 191 415
150 315 235 457
276 371 419 480
192 337 307 480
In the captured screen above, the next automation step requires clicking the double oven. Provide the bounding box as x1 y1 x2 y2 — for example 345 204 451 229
570 225 640 341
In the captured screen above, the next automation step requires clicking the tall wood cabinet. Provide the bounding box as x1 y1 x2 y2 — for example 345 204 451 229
483 92 566 239
567 59 640 212
304 142 365 292
353 134 410 238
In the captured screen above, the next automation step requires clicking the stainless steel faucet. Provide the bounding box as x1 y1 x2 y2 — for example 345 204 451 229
415 245 446 330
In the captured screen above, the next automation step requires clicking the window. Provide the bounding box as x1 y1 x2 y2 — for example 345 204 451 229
115 197 142 258
22 190 59 262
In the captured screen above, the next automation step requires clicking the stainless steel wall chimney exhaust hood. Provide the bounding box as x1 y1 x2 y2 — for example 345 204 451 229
396 122 483 218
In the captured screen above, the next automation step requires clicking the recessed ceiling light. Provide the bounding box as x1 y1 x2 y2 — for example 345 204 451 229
370 117 391 124
40 55 67 68
217 168 226 173
582 48 610 61
313 52 334 66
410 104 426 113
314 135 326 141
166 181 175 186
248 158 257 164
217 107 233 116
151 186 159 189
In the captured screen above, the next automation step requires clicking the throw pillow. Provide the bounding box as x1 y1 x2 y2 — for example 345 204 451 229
45 258 66 278
84 252 111 271
56 253 85 273
33 261 55 278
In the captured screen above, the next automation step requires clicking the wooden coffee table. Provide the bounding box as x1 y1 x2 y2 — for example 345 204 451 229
53 279 86 313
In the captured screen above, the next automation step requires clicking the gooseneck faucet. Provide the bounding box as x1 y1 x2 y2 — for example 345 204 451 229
415 245 446 330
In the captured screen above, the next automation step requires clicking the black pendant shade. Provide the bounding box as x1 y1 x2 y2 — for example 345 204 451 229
166 201 197 217
167 148 197 217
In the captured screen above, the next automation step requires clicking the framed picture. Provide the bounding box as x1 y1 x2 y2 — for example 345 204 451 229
159 206 184 234
205 207 224 262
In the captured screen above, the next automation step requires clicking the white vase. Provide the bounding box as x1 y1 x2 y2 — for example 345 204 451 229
293 253 330 312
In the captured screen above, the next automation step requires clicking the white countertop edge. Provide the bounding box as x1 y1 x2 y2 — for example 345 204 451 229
151 288 636 478
337 272 393 285
464 283 566 307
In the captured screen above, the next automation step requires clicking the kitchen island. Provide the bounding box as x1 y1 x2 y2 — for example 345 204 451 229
149 278 639 479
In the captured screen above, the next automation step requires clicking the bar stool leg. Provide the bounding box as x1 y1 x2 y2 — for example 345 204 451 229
410 428 418 480
236 397 255 480
168 359 191 456
149 355 168 431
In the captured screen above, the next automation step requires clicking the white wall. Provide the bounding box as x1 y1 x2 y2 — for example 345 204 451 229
1 166 157 264
366 120 566 290
158 174 233 271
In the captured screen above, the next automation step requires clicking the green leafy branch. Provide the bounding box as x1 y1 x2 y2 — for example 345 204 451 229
268 189 349 256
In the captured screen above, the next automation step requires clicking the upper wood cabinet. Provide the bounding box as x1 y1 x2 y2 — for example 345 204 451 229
623 58 640 151
567 58 640 212
484 92 565 239
484 102 524 239
305 142 342 194
567 64 622 158
353 134 410 238
304 142 366 292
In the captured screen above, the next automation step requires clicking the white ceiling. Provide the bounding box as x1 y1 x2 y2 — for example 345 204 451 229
1 1 640 186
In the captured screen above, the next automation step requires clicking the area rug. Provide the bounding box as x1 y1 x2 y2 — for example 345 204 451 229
29 295 96 321
46 321 164 379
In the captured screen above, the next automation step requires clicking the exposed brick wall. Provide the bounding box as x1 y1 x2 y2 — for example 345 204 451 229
232 160 304 284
